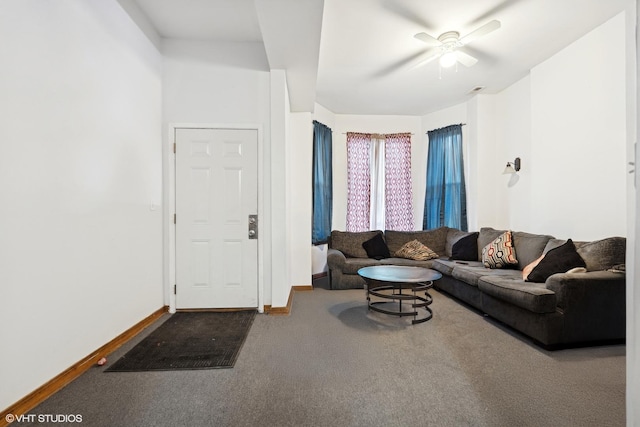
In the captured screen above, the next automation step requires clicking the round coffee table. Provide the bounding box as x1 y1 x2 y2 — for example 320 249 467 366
358 265 442 324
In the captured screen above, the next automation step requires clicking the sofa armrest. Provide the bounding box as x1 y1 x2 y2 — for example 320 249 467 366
327 248 347 269
545 271 625 309
545 271 625 342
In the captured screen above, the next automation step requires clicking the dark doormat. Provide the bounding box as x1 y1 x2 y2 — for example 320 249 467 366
105 310 256 372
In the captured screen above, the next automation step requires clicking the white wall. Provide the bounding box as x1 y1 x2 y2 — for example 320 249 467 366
313 103 337 129
270 69 292 306
495 76 533 232
423 12 629 241
628 1 638 424
161 39 274 306
530 12 627 240
331 115 423 231
289 113 313 285
469 95 503 230
0 0 163 410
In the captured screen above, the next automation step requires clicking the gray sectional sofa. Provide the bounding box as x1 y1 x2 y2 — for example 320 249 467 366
326 227 626 348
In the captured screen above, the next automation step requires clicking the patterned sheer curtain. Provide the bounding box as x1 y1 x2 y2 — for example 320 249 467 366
346 132 413 232
346 132 371 231
423 124 467 231
385 133 413 231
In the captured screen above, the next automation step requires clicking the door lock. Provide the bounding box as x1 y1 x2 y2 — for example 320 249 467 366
248 214 258 239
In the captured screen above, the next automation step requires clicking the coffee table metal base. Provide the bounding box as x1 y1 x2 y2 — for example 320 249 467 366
366 281 434 324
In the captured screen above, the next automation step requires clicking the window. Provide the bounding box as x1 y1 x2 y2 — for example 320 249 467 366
346 132 413 232
423 124 467 231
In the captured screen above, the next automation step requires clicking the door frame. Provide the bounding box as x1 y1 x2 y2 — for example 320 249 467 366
167 123 265 314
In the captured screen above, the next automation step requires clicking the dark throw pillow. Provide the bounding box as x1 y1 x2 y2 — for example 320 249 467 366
362 234 391 260
451 232 479 261
526 239 586 283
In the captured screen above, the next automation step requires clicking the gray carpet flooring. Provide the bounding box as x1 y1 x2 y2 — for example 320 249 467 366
23 287 625 427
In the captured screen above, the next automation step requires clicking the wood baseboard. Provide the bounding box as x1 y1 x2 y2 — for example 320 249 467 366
1 306 168 427
264 285 313 316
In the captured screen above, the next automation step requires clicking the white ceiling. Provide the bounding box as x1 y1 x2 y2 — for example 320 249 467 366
129 0 631 116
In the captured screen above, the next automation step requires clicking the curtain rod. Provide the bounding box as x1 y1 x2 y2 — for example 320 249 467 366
426 123 466 133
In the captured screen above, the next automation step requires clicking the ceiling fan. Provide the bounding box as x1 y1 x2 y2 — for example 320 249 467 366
412 19 501 69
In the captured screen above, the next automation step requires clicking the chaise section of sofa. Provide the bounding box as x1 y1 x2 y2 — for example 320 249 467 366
431 227 626 348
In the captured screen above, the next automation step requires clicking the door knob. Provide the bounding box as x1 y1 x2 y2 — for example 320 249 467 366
248 214 258 239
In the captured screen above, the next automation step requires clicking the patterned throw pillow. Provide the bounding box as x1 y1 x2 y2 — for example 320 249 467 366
482 231 518 269
395 239 439 261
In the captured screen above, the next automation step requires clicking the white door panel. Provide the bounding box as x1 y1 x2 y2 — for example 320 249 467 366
176 128 258 309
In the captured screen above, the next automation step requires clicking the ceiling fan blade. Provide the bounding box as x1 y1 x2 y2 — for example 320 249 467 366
409 48 442 70
414 32 441 46
459 19 501 45
455 50 478 67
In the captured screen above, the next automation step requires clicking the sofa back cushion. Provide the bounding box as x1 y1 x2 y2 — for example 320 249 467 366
445 229 473 257
477 228 506 261
450 232 479 261
478 227 553 269
543 236 626 272
512 231 555 270
385 227 449 257
330 230 384 258
576 237 626 271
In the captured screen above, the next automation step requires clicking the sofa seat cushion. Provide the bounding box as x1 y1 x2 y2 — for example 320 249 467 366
478 276 557 314
431 258 458 276
341 258 387 275
453 264 520 286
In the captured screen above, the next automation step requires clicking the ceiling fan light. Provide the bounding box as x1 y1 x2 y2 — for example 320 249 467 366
439 52 457 68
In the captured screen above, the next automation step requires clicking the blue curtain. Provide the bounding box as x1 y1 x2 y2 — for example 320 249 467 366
312 120 333 244
423 124 467 231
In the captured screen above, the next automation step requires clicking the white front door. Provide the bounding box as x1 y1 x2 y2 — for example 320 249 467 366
175 128 258 309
